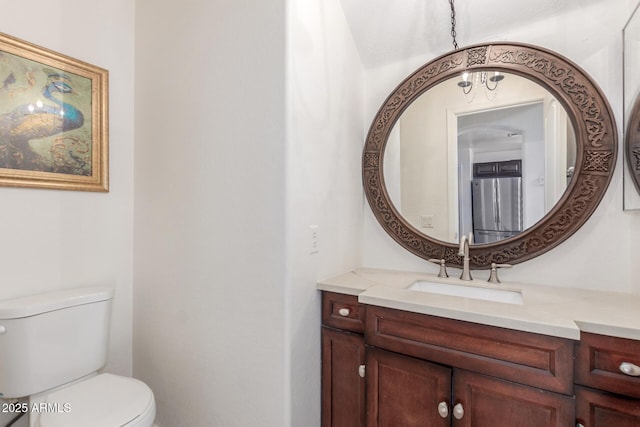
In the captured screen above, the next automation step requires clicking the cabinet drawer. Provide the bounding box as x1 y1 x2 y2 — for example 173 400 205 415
575 332 640 399
322 292 365 333
365 305 574 394
576 385 640 427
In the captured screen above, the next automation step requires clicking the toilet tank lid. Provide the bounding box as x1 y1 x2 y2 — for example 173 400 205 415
0 286 114 319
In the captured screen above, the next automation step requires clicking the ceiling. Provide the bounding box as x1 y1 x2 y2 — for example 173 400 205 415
338 0 614 69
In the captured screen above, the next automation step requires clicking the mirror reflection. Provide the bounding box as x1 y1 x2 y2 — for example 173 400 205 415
383 71 576 244
624 2 640 208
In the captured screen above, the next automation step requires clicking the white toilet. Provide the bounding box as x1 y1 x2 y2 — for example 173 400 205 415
0 287 155 427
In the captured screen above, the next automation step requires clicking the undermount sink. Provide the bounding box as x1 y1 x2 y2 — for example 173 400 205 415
408 279 523 305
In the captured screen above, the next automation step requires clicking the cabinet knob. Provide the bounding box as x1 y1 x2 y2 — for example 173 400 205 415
576 424 585 427
358 364 365 378
453 403 464 420
338 308 350 317
619 362 640 377
437 401 448 418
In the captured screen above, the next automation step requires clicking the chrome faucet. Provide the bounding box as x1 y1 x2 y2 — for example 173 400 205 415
458 233 473 281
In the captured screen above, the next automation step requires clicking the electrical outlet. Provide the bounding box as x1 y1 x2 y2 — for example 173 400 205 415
420 215 434 228
309 225 319 254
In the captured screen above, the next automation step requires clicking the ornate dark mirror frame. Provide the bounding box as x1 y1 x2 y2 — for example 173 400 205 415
626 97 640 195
363 42 617 268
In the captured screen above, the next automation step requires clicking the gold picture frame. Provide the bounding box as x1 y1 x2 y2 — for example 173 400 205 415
0 32 108 192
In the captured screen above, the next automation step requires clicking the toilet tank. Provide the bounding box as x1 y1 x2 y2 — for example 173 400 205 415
0 286 113 398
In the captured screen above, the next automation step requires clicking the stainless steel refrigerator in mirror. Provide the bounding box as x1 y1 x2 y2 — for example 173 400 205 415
471 162 523 244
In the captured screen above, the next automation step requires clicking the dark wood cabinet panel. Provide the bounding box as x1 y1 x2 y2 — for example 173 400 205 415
575 332 640 399
576 386 640 427
453 369 575 427
322 292 366 333
366 305 574 394
320 291 640 427
473 159 522 178
364 349 574 427
321 327 365 427
574 333 640 426
366 347 451 427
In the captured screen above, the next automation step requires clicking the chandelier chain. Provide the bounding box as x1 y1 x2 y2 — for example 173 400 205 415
449 0 459 50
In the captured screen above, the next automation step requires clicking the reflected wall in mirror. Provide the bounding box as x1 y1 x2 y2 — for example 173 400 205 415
364 43 616 267
625 2 640 207
384 72 576 244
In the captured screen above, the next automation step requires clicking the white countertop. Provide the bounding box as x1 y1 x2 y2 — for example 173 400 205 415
317 268 640 341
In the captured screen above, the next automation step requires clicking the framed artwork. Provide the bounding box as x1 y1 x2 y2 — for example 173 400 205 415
0 32 108 192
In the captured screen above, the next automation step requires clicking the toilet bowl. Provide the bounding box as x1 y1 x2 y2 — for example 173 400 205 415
0 287 156 427
34 374 155 427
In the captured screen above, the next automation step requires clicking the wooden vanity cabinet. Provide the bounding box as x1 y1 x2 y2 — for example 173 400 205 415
574 332 640 426
365 305 575 427
366 347 574 427
321 292 366 427
321 291 580 426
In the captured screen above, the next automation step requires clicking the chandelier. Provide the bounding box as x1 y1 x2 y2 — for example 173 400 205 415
457 71 505 101
448 0 505 102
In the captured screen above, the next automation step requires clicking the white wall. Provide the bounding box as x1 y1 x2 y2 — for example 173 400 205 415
287 0 364 425
0 1 134 425
363 2 640 294
134 1 288 426
134 1 363 425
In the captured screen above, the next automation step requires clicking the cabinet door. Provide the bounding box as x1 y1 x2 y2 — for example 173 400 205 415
321 327 365 427
576 385 640 427
366 347 451 427
452 369 574 427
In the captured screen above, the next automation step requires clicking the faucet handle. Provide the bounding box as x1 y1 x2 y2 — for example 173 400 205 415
488 262 512 284
428 258 449 278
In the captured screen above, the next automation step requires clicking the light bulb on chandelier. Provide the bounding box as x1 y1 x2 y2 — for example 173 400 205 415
448 0 504 102
457 71 505 102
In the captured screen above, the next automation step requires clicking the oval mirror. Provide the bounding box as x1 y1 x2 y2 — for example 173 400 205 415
624 2 640 205
363 42 616 267
384 71 576 244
